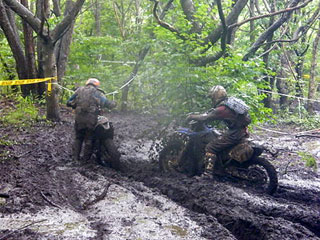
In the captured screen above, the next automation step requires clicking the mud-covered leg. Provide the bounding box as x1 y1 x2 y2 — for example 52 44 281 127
82 130 94 162
72 139 83 161
72 128 85 161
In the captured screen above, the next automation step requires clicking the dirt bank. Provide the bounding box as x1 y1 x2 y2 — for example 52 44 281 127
0 107 319 239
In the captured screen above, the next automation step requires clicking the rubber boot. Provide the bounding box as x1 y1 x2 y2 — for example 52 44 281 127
72 139 82 161
201 152 215 178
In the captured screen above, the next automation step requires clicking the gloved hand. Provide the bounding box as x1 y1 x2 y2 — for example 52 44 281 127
186 114 196 122
110 101 117 109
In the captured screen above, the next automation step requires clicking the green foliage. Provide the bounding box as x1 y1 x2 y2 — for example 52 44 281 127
298 151 318 170
0 38 16 83
277 108 320 130
0 95 42 127
0 136 17 146
65 36 126 100
137 47 273 124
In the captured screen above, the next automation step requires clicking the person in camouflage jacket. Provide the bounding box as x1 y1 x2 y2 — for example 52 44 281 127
67 78 116 162
187 85 251 177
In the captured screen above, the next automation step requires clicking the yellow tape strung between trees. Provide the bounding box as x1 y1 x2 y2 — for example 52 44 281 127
0 77 57 95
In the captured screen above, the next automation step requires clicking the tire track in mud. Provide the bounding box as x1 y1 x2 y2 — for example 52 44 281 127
1 111 320 239
113 113 320 240
124 162 320 240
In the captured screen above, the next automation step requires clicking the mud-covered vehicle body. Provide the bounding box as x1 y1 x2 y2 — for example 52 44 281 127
159 121 278 195
94 116 121 170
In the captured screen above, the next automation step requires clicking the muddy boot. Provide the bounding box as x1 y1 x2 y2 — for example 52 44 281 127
72 139 82 161
201 152 215 178
212 156 225 177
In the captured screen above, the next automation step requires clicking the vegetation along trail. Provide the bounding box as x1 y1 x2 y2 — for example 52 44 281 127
1 0 320 239
0 108 319 240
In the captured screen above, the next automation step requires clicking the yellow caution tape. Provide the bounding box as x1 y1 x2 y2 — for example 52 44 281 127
47 79 52 95
0 77 56 86
0 77 57 96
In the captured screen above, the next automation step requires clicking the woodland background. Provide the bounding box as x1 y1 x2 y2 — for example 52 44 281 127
0 0 320 127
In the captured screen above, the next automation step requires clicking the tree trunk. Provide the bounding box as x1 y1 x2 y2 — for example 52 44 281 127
93 0 101 36
243 0 301 61
3 0 85 121
121 46 150 111
249 0 255 43
21 0 38 96
35 0 46 96
180 0 201 33
261 0 275 109
277 53 289 110
0 0 28 80
43 41 60 121
55 0 76 88
294 55 304 98
307 22 320 114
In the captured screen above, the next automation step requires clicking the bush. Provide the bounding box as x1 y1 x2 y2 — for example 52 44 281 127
0 95 42 127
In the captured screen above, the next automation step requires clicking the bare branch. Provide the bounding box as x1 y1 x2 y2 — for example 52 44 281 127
160 0 174 19
243 0 305 61
258 25 288 58
251 2 320 56
229 0 313 29
52 0 61 17
203 0 248 47
52 0 85 42
2 0 41 33
152 1 187 40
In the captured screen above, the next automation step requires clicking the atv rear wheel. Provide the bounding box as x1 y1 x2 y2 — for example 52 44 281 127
244 157 278 195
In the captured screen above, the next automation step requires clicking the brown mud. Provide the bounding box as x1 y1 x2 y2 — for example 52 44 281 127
0 107 320 240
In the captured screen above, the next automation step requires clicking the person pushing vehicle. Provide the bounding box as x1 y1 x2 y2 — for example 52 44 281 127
67 78 116 163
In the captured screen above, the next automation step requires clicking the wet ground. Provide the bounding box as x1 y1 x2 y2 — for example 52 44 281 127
0 107 319 240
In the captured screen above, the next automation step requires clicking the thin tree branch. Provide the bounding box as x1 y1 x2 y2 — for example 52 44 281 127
229 0 312 29
160 0 174 19
258 25 289 58
152 1 187 40
243 0 303 61
52 0 85 42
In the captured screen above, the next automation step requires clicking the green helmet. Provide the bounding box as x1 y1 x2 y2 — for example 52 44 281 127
208 85 227 107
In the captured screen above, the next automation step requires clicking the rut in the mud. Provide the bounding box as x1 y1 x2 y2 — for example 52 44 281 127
117 112 320 240
0 110 320 240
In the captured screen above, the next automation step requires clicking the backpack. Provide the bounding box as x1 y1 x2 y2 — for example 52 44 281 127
223 97 249 115
75 86 101 113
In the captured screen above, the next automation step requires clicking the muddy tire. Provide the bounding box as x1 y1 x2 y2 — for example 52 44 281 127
159 135 185 172
100 139 121 170
245 157 278 195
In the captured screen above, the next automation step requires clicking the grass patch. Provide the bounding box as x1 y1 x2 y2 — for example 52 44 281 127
0 137 17 146
0 95 44 127
298 151 318 171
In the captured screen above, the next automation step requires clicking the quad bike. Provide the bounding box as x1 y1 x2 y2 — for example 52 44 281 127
93 116 121 170
159 121 278 195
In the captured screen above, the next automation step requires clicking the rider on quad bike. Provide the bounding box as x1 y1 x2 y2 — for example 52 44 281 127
186 85 251 177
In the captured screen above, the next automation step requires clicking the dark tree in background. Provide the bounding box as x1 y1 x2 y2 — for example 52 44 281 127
0 0 85 121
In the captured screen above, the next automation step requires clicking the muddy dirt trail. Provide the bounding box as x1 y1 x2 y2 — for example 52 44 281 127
0 108 320 240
